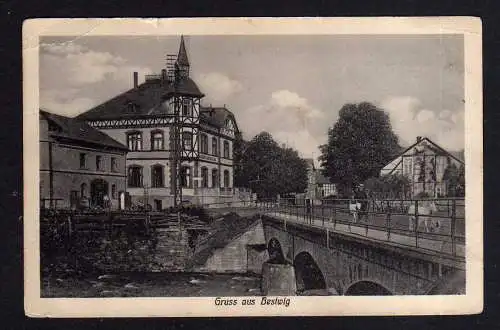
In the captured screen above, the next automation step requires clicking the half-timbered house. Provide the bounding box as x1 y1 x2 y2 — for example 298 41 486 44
380 136 465 197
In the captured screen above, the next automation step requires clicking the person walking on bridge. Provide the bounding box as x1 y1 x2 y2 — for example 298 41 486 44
354 184 369 222
305 198 312 224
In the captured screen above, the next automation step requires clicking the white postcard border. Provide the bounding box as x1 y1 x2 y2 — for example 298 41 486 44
23 17 483 317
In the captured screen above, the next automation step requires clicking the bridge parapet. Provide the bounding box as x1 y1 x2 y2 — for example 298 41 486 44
256 197 465 259
261 215 466 296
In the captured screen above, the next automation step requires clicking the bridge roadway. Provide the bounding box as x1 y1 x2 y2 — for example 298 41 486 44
259 207 465 258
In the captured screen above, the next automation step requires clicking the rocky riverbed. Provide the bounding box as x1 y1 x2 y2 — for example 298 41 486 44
42 271 262 297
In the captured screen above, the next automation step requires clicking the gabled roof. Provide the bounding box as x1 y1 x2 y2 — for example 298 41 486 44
315 171 332 185
77 80 170 120
392 137 465 165
77 77 204 121
200 106 240 133
449 150 465 163
177 36 190 67
41 110 128 151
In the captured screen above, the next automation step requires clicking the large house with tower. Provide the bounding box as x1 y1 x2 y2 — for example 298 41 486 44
75 36 242 210
380 136 464 198
41 36 246 211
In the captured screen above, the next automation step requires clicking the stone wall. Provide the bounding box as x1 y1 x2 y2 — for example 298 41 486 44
152 228 193 271
261 263 297 295
193 219 267 273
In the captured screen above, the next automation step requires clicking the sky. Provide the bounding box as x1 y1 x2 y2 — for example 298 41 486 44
39 35 464 161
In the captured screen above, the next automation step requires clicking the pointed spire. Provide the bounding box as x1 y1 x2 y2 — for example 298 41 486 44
177 35 190 67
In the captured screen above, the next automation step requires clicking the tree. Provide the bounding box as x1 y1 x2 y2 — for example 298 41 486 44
443 163 465 197
319 102 401 194
233 131 247 188
234 131 308 199
364 174 411 199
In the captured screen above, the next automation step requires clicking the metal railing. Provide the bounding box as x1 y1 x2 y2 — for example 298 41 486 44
256 197 465 257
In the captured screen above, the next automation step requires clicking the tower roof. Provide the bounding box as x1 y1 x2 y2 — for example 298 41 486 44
177 36 190 66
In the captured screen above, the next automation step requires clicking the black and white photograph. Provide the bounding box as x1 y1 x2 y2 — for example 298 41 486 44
23 18 483 317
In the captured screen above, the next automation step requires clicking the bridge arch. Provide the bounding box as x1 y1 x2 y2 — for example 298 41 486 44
294 251 327 293
344 281 393 296
267 237 285 264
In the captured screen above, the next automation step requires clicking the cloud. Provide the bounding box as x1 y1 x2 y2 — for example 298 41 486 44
195 72 243 103
381 96 464 151
40 89 97 115
40 42 130 86
40 42 153 116
240 90 324 158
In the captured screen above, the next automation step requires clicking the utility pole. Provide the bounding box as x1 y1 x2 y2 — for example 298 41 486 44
172 62 183 208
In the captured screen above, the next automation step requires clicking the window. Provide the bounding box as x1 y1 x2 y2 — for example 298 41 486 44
70 190 79 208
80 183 87 198
79 153 87 169
212 137 218 156
223 140 230 159
182 132 193 150
180 166 191 188
201 167 208 188
151 130 164 150
211 169 218 188
200 133 208 154
151 165 164 188
182 99 191 116
111 157 118 172
128 166 143 187
111 184 117 199
223 170 230 188
126 101 138 113
127 132 142 151
96 155 103 171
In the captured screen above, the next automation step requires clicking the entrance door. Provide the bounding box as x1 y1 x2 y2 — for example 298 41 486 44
70 190 79 210
90 179 109 208
154 199 162 211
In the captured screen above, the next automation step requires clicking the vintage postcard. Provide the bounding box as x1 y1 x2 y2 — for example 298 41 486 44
23 17 483 317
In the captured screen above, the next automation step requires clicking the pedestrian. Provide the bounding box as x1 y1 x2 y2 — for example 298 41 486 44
354 184 369 222
306 198 312 223
103 194 110 209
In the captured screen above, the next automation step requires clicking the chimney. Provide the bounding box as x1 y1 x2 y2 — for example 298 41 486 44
416 136 422 143
161 69 167 81
133 71 138 88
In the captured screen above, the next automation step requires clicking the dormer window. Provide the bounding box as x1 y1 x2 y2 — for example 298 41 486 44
126 101 138 113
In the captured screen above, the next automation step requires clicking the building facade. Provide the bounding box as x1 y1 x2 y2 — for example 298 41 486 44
380 136 464 197
77 37 242 210
40 110 128 210
305 159 337 201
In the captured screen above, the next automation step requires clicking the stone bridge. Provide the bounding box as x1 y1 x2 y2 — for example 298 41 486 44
261 215 466 295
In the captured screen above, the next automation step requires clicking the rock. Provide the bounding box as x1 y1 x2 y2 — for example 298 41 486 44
98 274 116 280
124 283 139 289
231 276 255 281
189 278 206 285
